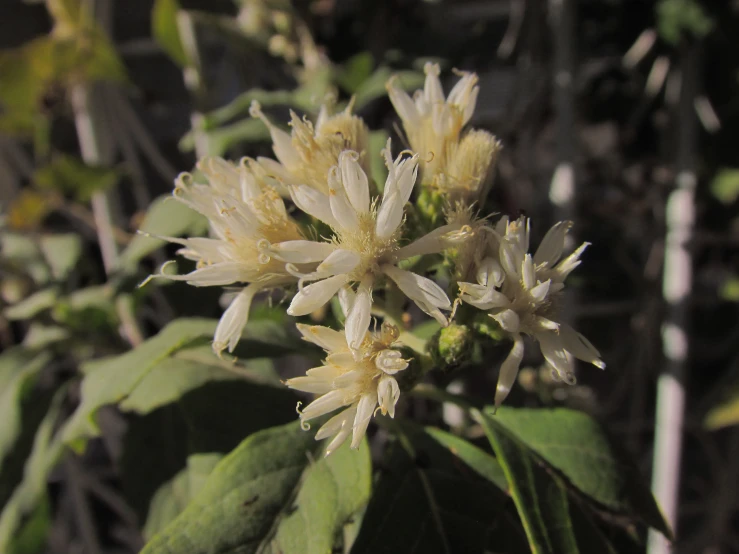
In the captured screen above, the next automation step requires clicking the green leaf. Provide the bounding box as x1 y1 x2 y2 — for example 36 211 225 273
0 234 48 285
201 89 310 131
118 195 207 271
720 276 739 302
118 348 277 415
38 234 82 281
34 154 121 202
0 386 67 552
657 0 714 44
424 427 507 490
0 349 51 476
141 421 371 554
337 52 375 94
178 118 270 156
368 130 389 191
7 495 50 554
143 453 223 539
484 407 672 539
711 169 739 205
351 421 513 554
21 324 71 349
353 68 424 112
121 377 298 522
473 409 580 554
705 388 739 429
51 285 117 331
3 288 59 321
60 318 218 450
152 0 188 67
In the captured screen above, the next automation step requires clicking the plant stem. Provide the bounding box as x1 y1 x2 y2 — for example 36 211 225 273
71 84 144 347
647 42 700 554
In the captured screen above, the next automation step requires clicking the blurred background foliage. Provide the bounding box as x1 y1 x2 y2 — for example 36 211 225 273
0 0 738 553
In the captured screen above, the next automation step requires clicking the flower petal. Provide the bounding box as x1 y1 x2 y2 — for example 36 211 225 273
494 334 524 408
559 324 605 369
316 405 357 441
301 389 349 421
351 393 377 449
375 349 408 375
377 376 400 418
289 185 338 228
394 222 460 260
345 277 372 353
284 375 334 394
296 324 347 351
271 240 337 263
328 182 359 232
316 249 361 276
492 309 520 333
375 190 404 239
537 331 575 379
534 221 571 267
339 151 370 214
382 266 451 309
213 283 260 354
387 79 421 128
287 274 346 316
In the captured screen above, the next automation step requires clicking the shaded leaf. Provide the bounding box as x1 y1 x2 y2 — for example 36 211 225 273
0 386 67 552
486 407 672 539
121 378 298 522
141 421 371 554
143 453 223 539
51 285 117 331
0 349 53 515
118 195 207 271
38 233 82 281
34 154 120 202
472 409 580 554
424 427 507 491
152 0 188 67
118 348 277 415
3 288 59 321
60 318 218 450
351 421 512 554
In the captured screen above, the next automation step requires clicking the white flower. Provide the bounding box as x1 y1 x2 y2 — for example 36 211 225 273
249 100 369 195
154 157 306 355
285 321 409 456
271 142 459 350
387 63 480 185
457 216 605 407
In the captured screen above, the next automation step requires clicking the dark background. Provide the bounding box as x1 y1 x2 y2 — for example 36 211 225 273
1 0 738 552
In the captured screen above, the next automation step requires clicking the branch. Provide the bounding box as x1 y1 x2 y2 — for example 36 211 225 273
647 41 700 554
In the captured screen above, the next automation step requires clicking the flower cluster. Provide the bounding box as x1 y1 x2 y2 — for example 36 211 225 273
456 216 605 407
286 320 407 455
387 62 501 206
157 66 604 454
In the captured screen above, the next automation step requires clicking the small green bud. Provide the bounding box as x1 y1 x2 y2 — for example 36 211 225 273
429 323 474 370
417 187 445 230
